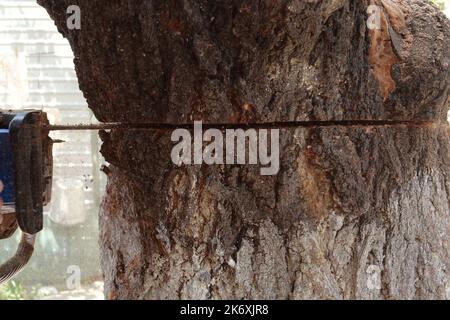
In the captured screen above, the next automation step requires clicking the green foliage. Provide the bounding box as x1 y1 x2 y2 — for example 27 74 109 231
0 281 41 300
431 0 446 11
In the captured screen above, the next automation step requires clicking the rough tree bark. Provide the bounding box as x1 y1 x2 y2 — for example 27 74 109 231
38 0 449 299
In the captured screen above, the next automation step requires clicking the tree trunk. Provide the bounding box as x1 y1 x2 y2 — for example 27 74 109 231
38 0 450 299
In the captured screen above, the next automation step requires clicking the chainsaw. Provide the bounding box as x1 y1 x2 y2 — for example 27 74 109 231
0 109 436 284
0 110 53 284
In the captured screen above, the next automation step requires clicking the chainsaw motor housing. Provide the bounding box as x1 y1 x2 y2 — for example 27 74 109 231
0 110 53 235
0 127 14 212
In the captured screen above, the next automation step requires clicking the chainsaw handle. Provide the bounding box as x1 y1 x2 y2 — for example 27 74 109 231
0 182 36 285
0 232 36 285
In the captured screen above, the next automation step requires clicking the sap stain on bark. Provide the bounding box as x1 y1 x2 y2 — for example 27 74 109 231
368 0 412 101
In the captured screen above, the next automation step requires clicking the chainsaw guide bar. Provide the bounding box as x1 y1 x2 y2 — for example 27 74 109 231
45 119 440 131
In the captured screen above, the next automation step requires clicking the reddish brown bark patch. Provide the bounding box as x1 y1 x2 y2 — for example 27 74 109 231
368 0 411 101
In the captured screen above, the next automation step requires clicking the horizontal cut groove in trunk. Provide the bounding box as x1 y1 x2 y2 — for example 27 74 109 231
46 120 446 131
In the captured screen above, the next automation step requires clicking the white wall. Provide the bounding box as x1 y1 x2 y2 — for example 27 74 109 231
0 0 103 287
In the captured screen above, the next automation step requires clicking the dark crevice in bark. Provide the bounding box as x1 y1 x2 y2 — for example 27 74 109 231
47 119 446 131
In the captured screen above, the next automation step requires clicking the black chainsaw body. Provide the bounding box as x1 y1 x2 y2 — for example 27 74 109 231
0 110 53 235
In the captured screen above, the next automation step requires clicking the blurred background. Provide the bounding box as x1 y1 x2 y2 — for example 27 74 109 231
0 0 105 300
